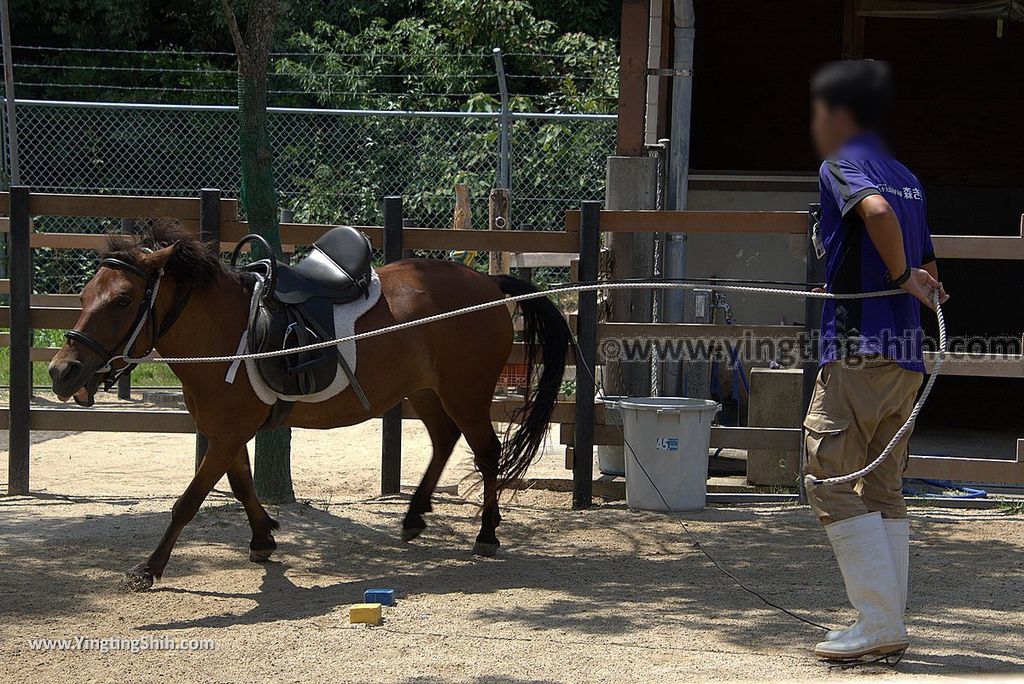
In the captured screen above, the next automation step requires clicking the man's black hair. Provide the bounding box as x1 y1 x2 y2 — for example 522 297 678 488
811 59 892 128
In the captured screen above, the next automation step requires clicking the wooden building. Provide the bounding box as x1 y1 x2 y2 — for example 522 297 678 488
622 0 1023 453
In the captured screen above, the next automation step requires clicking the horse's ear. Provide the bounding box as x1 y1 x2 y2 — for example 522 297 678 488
141 242 178 272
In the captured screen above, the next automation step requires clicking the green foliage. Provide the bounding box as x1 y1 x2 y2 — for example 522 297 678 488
276 0 617 112
11 0 618 108
268 0 617 229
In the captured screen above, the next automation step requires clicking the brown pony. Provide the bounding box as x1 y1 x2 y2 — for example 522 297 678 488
48 223 569 591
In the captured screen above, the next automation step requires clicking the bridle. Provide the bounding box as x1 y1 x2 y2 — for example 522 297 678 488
64 256 193 392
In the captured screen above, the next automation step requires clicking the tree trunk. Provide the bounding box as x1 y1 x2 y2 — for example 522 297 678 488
222 0 294 504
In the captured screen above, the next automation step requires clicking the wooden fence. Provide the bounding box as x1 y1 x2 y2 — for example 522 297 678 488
0 189 583 495
564 201 1024 507
2 190 1022 500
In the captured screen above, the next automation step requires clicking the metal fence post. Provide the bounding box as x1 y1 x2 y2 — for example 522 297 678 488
492 48 511 190
573 200 600 509
194 189 221 471
8 185 30 495
380 195 404 495
799 203 825 504
117 218 135 400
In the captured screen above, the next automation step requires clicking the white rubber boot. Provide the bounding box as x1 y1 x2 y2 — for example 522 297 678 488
814 512 909 660
824 615 860 642
823 517 910 642
886 518 910 615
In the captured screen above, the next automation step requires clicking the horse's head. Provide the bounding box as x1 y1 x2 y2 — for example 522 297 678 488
49 243 177 406
49 220 229 406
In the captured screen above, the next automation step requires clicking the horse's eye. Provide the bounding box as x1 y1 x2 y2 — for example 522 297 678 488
115 295 131 308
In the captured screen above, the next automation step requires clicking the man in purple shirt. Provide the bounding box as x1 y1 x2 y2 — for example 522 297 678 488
804 60 948 661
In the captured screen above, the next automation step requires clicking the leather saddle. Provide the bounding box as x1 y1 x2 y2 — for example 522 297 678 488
274 225 373 304
232 226 373 406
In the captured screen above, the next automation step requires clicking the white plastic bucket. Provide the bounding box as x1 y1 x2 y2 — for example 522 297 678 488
619 397 721 512
596 395 626 476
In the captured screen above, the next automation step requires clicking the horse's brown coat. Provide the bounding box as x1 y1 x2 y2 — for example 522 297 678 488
50 232 566 589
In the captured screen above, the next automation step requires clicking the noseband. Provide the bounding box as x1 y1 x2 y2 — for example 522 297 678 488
65 257 193 392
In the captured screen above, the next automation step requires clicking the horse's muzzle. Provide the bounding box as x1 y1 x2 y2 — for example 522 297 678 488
49 359 100 406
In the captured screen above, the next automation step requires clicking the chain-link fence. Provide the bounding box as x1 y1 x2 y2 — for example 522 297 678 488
4 99 615 293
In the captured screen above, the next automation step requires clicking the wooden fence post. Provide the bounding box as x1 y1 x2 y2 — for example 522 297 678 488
194 188 221 471
799 203 825 505
487 188 510 275
8 186 31 495
453 183 472 231
573 200 600 509
380 196 404 495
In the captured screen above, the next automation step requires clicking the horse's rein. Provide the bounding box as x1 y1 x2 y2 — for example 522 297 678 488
64 258 192 391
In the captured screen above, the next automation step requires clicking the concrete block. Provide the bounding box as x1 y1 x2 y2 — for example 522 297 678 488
747 368 802 486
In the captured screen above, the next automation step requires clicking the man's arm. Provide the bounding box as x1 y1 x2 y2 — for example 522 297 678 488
854 195 948 308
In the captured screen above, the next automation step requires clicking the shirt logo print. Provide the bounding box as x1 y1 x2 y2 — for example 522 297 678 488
877 183 922 201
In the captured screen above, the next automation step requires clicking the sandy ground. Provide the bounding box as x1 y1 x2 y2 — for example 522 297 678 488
2 415 1024 683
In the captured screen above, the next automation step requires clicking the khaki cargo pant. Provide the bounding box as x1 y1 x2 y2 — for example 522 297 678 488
804 360 923 525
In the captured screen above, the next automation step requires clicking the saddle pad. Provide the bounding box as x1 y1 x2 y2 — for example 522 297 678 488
238 270 381 405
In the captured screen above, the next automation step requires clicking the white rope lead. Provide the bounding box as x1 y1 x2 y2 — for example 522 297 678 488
124 282 906 366
115 280 944 489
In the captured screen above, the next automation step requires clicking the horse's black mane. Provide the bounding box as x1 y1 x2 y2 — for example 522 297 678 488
102 221 238 290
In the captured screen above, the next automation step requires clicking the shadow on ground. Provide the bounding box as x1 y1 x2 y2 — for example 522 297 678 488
1 489 1022 676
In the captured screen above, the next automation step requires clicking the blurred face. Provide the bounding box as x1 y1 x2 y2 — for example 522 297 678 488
810 98 857 158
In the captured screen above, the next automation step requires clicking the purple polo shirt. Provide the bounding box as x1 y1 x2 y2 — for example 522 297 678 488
817 133 935 373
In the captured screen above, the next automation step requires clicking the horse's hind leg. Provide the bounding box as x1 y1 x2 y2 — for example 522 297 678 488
436 380 504 556
459 416 503 557
226 446 280 562
403 390 461 542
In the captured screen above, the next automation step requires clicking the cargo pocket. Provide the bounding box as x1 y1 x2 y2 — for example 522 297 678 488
803 413 851 476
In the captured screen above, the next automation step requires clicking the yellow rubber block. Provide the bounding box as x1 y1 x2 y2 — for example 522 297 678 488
350 603 382 625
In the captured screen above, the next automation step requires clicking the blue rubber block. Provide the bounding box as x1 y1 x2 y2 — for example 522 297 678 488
363 589 395 606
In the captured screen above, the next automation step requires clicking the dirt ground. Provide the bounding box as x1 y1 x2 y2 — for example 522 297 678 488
2 417 1024 683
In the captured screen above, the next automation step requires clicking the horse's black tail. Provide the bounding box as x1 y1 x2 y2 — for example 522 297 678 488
491 275 571 492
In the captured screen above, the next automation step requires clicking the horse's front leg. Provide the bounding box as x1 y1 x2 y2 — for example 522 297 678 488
120 437 245 591
226 446 279 562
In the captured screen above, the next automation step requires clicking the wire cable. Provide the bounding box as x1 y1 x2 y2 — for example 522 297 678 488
573 338 835 633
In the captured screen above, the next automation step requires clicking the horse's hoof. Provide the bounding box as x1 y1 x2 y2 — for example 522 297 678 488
249 536 276 563
249 547 275 562
402 525 425 542
472 542 500 558
119 564 154 592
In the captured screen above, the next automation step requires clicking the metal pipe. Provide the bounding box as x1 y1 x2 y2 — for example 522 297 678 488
662 0 696 396
11 97 618 121
1 0 19 185
662 233 687 395
492 48 511 190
